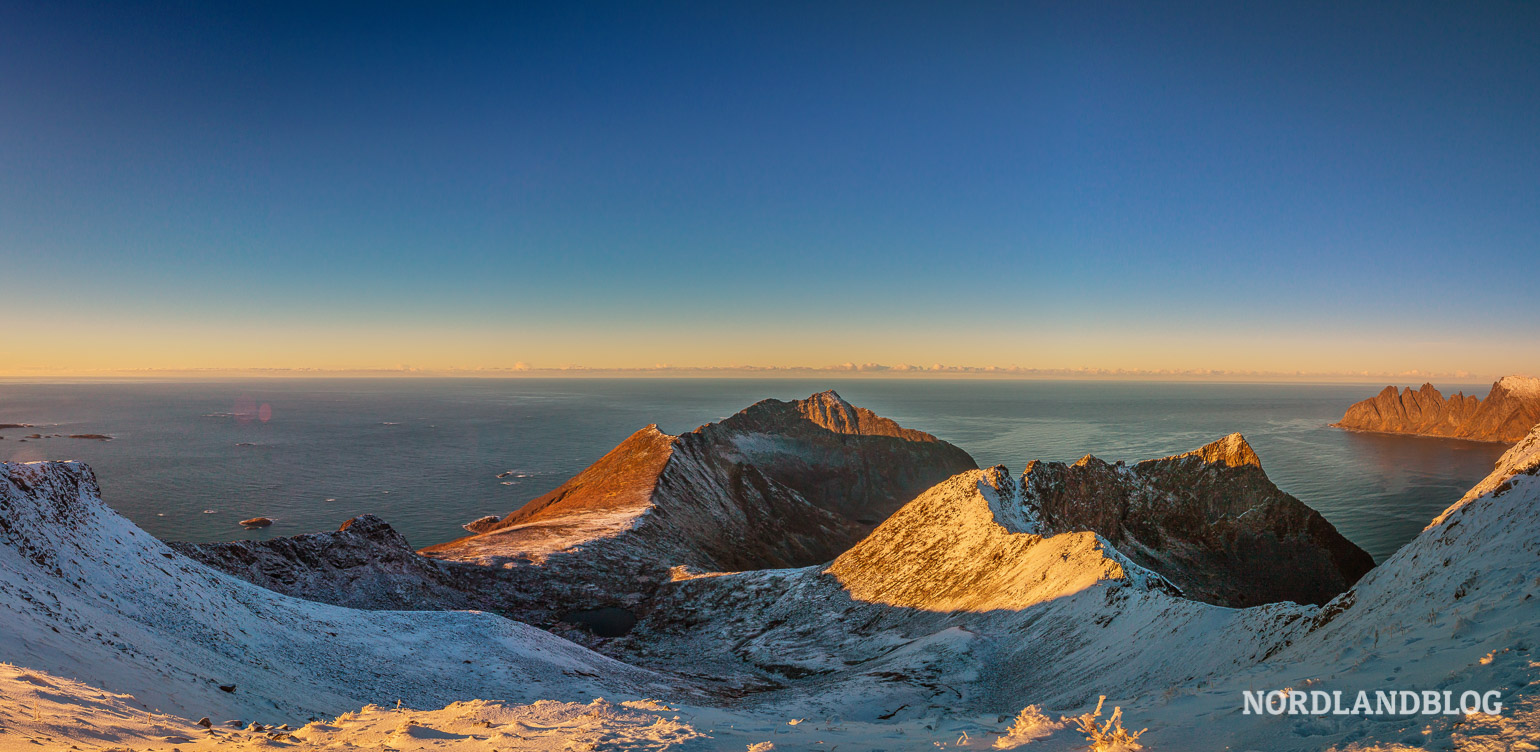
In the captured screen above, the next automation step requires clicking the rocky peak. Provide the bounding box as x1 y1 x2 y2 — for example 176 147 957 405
337 513 391 535
1164 433 1261 468
425 392 976 580
1335 375 1540 444
1 461 104 572
1022 437 1373 606
721 390 945 442
486 424 676 533
794 390 860 433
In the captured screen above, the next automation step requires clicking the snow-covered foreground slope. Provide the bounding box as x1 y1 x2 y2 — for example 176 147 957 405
0 662 714 751
0 461 678 727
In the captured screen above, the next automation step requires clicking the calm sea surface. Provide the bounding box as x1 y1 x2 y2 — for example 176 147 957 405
0 379 1509 562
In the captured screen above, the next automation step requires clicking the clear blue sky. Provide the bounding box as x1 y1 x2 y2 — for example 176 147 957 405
2 1 1536 377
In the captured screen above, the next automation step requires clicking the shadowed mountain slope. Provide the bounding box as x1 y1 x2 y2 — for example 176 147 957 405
1021 433 1375 606
422 391 976 573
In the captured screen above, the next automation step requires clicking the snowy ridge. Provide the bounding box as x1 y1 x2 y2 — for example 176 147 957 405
826 466 1178 612
1498 374 1540 399
1440 419 1540 518
0 461 674 725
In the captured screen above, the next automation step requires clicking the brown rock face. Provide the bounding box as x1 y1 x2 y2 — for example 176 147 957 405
1333 376 1540 444
696 390 978 526
420 391 976 587
1022 434 1375 607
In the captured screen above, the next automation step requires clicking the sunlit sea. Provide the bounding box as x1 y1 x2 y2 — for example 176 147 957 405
0 379 1509 562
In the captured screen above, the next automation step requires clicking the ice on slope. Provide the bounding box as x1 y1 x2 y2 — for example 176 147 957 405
0 461 677 725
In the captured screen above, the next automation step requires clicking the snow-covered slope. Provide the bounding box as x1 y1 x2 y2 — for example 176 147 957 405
0 461 677 725
827 466 1179 611
0 662 717 751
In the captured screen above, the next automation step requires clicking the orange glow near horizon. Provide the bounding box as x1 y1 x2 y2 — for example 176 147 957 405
0 313 1529 383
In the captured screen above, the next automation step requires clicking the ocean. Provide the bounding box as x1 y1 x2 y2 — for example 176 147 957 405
0 378 1508 563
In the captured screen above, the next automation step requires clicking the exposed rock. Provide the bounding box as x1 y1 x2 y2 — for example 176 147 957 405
1333 375 1540 443
423 390 975 578
1020 434 1374 606
173 515 510 612
239 517 274 528
462 515 501 534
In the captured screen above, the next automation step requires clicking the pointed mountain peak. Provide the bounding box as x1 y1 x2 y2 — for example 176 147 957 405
1169 433 1261 468
808 389 848 404
794 390 860 432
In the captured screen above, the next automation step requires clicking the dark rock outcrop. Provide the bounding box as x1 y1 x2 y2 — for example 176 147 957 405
1333 376 1540 444
1021 434 1374 606
173 513 668 634
171 515 496 612
462 515 501 534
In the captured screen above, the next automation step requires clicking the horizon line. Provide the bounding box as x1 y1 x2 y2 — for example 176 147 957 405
0 363 1517 386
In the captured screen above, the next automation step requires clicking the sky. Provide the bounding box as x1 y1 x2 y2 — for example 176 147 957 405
1 1 1537 379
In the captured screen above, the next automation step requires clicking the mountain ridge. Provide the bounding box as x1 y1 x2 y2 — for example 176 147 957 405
422 391 977 573
1333 375 1540 443
1022 433 1374 606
